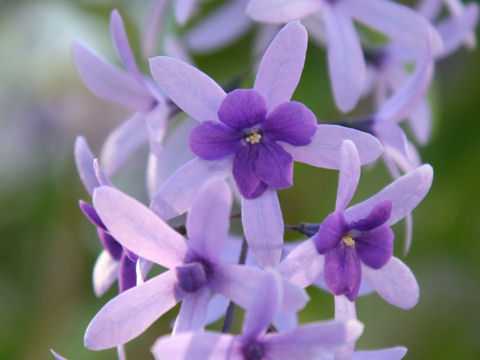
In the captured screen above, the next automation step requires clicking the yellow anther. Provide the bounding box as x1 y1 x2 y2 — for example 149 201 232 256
342 235 355 247
245 132 262 144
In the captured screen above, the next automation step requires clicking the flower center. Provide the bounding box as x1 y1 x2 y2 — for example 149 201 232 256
342 235 355 247
242 340 265 360
176 262 208 293
244 130 262 145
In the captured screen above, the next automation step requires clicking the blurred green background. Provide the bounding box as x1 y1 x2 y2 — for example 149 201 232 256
1 0 479 359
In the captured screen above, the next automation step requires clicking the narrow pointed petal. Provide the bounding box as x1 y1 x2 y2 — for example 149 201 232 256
119 254 137 292
247 0 322 23
265 320 364 359
146 102 170 158
403 213 413 255
282 125 383 169
93 250 119 297
352 347 407 360
74 136 98 195
50 350 68 360
142 0 168 57
243 272 282 339
278 238 325 288
189 121 242 160
334 296 357 360
100 112 148 177
172 287 211 335
256 142 293 189
110 10 145 85
93 159 112 187
79 200 105 230
336 140 361 212
376 40 434 124
233 146 267 199
205 294 230 325
313 212 347 254
186 0 252 53
341 0 443 55
273 312 298 332
93 186 188 268
151 332 242 360
362 257 419 309
416 0 442 20
375 122 410 166
280 277 310 313
436 3 479 57
323 6 365 112
187 179 232 263
408 100 431 145
174 0 197 25
210 263 268 310
263 101 317 146
149 56 226 122
97 229 123 261
150 157 232 220
85 270 182 350
72 41 153 111
254 21 308 110
344 165 433 226
356 225 394 269
324 246 362 301
241 188 284 267
218 89 267 129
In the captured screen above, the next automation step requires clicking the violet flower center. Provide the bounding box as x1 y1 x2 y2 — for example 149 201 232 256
242 340 265 360
176 262 208 293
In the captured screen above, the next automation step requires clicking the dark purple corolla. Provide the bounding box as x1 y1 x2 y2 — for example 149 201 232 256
190 88 317 198
74 136 142 295
279 141 433 308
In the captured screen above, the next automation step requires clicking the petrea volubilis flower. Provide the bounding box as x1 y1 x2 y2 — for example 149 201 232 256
74 136 144 295
152 271 363 360
247 0 443 112
73 9 170 177
84 179 308 350
280 141 433 307
149 21 382 267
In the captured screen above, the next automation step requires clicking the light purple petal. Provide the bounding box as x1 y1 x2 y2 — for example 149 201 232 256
273 312 298 332
407 99 431 145
110 10 145 86
150 157 232 220
242 272 282 339
264 320 364 359
72 41 153 111
403 213 413 256
50 350 68 360
172 287 211 335
100 112 148 177
93 159 112 187
246 0 322 23
147 118 196 199
255 142 293 189
254 21 308 110
344 164 433 226
282 125 383 169
336 140 361 212
85 270 182 350
253 24 281 60
93 186 188 268
334 295 357 360
241 188 284 267
93 250 119 297
436 3 479 57
279 276 310 314
74 136 98 195
187 179 232 263
149 56 226 122
205 294 230 325
341 0 443 55
278 238 325 288
352 347 407 360
263 101 317 146
362 257 419 309
164 35 194 63
210 263 268 310
189 121 242 160
151 332 242 360
376 40 434 124
303 13 327 46
374 122 409 166
174 0 197 25
146 102 170 158
416 0 442 20
323 5 365 112
186 0 252 53
142 0 168 57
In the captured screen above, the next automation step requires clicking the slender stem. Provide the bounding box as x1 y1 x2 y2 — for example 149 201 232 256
222 237 248 333
284 222 321 237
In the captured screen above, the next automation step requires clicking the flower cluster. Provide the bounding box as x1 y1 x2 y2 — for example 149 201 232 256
53 0 478 359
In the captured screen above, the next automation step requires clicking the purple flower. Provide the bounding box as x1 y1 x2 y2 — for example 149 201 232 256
149 21 382 267
151 271 363 360
84 179 308 349
73 9 170 177
247 0 443 112
74 136 144 295
279 141 433 307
